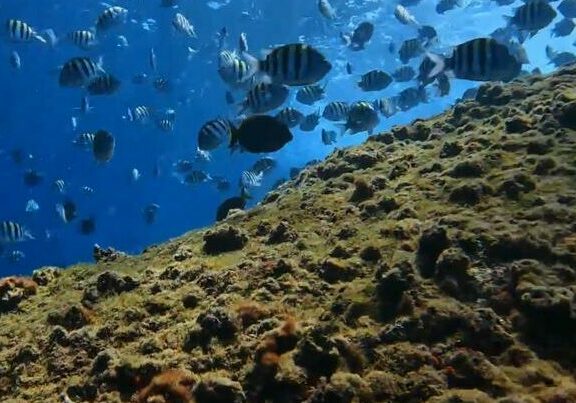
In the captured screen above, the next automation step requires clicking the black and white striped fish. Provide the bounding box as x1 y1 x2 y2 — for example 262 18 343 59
73 132 95 148
321 129 337 145
296 84 326 105
59 57 104 87
428 37 522 82
240 83 289 114
358 70 392 91
5 19 46 43
399 38 424 64
127 106 152 124
0 221 34 242
373 98 397 117
157 119 175 132
173 13 196 38
96 6 128 33
53 179 66 193
218 51 253 85
87 74 121 95
245 43 332 86
275 107 305 128
299 110 321 132
394 5 419 25
183 170 211 184
507 0 556 35
68 30 98 50
322 101 349 121
240 170 263 188
198 119 232 151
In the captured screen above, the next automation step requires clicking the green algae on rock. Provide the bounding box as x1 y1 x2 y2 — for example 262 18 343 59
1 65 576 402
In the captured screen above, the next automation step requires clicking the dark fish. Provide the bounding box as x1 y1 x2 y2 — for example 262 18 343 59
399 38 424 64
276 107 305 128
143 204 160 224
392 66 416 82
552 18 575 37
508 0 557 35
323 101 349 121
230 115 293 153
252 157 276 174
198 119 232 151
23 169 44 187
546 46 576 68
435 73 450 96
358 70 393 91
79 217 96 235
321 129 337 145
173 160 194 174
493 0 515 5
296 84 326 105
0 221 33 242
299 111 321 132
10 149 27 165
394 86 428 111
346 62 353 74
92 130 115 162
246 43 331 86
399 0 422 6
428 38 521 82
216 195 247 221
388 42 396 54
436 0 462 14
87 74 120 95
460 87 479 101
558 0 576 18
345 21 374 50
418 25 438 43
240 83 289 114
214 176 231 192
59 57 104 87
417 55 436 86
343 101 379 135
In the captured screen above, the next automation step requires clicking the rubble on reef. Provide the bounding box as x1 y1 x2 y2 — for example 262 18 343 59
2 66 576 402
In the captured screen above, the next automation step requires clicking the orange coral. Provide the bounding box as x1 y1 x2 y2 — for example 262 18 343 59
133 369 196 403
0 277 38 295
255 316 298 369
235 301 270 328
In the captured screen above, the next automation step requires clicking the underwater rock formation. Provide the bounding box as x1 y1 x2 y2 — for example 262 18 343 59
1 65 576 402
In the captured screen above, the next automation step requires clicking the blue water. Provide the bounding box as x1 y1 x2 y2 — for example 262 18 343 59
0 0 573 275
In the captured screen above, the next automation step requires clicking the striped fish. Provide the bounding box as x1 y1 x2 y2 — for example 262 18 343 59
246 43 332 86
373 98 397 117
53 179 66 193
59 57 104 87
240 170 263 188
275 107 305 128
127 106 152 124
321 129 337 145
428 37 522 82
358 70 392 91
299 110 321 132
184 170 211 184
218 51 253 85
157 119 174 132
73 132 95 148
5 19 46 43
296 84 326 105
173 13 196 38
322 101 349 121
197 119 232 151
87 74 121 95
68 30 98 50
0 221 33 242
96 6 128 33
509 0 556 33
241 83 289 114
399 38 424 64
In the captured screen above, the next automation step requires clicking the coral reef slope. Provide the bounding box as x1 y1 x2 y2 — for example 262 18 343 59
2 65 576 402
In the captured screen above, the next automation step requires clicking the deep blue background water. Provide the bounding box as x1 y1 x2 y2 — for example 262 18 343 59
0 0 572 275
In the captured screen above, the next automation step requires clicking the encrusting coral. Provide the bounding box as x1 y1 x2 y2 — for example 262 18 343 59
1 65 576 402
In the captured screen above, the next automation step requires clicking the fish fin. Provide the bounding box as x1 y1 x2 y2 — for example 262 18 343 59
427 52 445 79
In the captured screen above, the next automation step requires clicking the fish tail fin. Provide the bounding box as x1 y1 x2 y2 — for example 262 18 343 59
427 52 445 79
